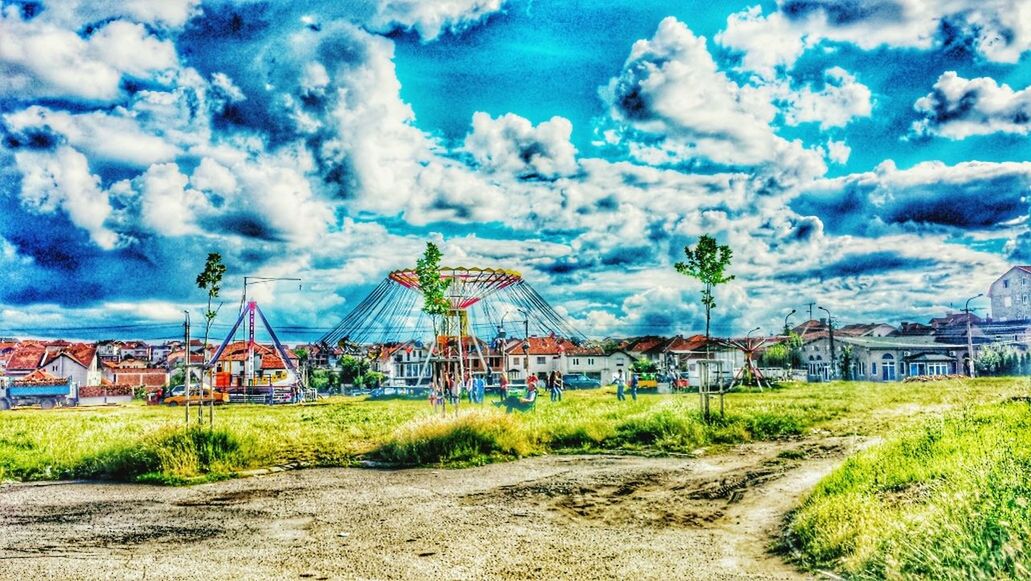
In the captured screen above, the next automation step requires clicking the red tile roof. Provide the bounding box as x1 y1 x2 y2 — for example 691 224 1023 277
7 343 46 371
505 336 576 356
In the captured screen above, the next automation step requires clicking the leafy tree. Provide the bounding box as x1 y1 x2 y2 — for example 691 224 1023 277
195 252 226 425
632 358 658 374
675 235 734 343
759 343 791 368
339 355 370 384
415 242 452 322
838 344 855 380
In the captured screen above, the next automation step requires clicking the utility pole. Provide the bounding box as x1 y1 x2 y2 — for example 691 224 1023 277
819 306 835 380
183 310 191 425
806 302 816 324
965 293 984 378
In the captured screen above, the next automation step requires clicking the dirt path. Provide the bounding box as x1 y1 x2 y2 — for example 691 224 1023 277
0 437 869 580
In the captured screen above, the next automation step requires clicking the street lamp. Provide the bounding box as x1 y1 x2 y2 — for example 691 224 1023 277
964 293 984 378
818 306 835 379
783 309 796 336
747 326 762 339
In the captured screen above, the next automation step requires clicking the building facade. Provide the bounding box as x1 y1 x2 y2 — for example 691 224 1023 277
990 266 1031 322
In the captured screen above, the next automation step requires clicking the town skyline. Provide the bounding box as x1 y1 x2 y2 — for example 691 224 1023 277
1 1 1029 340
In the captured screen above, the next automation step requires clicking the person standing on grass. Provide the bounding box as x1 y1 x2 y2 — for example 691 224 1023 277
549 370 562 402
499 372 509 401
629 372 638 401
474 375 485 404
613 369 626 401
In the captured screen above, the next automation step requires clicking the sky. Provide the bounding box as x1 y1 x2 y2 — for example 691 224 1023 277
0 0 1030 342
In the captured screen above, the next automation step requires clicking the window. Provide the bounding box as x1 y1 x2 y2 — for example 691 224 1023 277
588 358 595 365
536 356 546 364
1024 295 1028 305
1005 279 1010 288
572 358 580 366
872 362 877 374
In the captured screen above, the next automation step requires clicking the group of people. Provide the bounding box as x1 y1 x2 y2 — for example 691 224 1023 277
611 369 638 401
429 372 487 409
527 370 564 402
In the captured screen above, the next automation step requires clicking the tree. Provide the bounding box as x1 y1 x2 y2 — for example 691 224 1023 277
632 358 657 374
339 355 370 384
838 344 855 380
415 242 452 322
195 252 225 426
675 235 735 342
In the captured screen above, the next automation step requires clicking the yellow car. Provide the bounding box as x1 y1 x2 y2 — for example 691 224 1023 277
163 385 229 406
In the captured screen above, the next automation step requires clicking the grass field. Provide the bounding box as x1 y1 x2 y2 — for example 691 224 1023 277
0 377 1025 485
786 397 1031 579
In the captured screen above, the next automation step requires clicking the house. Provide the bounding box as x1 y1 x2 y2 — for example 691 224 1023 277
802 335 964 382
38 343 101 386
121 341 151 361
504 336 574 379
836 323 897 337
212 341 294 387
990 266 1031 322
4 342 47 378
563 344 608 380
149 342 173 365
101 359 169 388
97 340 123 362
0 341 19 374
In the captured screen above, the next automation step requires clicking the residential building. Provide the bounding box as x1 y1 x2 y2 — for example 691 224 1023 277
802 335 964 382
990 266 1031 322
38 343 101 386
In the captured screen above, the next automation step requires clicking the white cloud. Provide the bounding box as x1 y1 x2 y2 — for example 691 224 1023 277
913 72 1031 139
3 105 179 167
0 9 178 102
368 0 506 40
464 112 579 179
826 140 852 164
601 17 825 180
13 146 117 249
136 163 209 237
783 67 873 129
719 1 1031 75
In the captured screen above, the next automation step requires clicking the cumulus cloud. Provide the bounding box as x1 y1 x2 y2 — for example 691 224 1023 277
368 0 506 40
601 16 825 180
11 146 117 249
783 67 873 129
794 159 1031 236
464 112 578 179
3 106 179 168
0 9 179 102
913 72 1031 139
719 1 1031 76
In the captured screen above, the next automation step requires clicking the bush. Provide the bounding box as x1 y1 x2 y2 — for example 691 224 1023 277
76 426 243 484
374 411 533 467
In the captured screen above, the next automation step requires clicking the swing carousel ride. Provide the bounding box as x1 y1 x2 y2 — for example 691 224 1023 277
318 267 584 387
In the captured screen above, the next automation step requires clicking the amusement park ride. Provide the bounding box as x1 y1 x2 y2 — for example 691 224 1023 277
319 267 584 389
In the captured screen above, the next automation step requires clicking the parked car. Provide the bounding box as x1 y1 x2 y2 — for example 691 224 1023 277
562 374 601 389
163 385 229 406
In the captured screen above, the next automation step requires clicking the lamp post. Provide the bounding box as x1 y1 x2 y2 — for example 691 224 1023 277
818 306 835 380
783 309 796 336
965 293 984 378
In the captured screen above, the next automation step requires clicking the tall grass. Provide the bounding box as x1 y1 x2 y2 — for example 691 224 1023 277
0 377 1024 483
786 401 1031 579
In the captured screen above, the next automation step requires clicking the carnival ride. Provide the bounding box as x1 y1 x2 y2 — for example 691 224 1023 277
318 267 584 391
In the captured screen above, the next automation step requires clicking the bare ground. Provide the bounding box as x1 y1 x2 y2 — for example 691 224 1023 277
0 437 869 580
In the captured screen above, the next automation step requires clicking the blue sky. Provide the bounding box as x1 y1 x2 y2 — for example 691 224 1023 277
0 0 1029 341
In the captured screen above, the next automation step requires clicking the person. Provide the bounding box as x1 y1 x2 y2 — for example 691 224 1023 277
629 372 638 401
499 372 509 401
474 375 485 404
519 383 537 405
549 370 562 402
554 371 563 401
613 369 626 401
464 373 474 403
527 373 538 391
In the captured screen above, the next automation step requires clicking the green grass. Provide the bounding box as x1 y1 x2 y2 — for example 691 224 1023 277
786 399 1031 579
0 377 1024 484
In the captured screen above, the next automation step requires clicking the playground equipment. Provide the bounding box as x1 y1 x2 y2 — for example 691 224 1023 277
318 267 584 399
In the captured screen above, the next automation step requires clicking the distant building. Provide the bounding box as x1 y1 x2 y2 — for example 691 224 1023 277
803 335 964 382
990 266 1031 322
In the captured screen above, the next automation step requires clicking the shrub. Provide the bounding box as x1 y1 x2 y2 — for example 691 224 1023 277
374 411 532 467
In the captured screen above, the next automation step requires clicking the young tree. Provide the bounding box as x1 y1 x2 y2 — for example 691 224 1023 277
838 344 855 380
415 242 452 330
675 235 735 343
195 252 226 426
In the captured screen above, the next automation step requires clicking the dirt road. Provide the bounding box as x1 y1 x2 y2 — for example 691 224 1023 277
0 437 866 580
